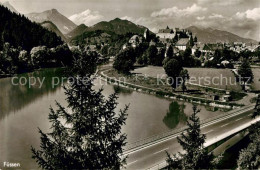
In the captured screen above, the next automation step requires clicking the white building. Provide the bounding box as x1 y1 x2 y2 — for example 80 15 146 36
175 38 190 51
156 26 176 39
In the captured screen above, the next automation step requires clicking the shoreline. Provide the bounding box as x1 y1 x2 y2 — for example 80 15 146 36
99 68 245 109
0 67 66 79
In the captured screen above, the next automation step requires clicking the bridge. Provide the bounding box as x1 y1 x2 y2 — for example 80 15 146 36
124 104 257 169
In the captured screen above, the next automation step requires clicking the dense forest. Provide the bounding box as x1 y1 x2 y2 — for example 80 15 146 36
0 5 73 76
0 5 63 51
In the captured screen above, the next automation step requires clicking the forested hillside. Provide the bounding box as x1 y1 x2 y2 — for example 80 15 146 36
0 5 63 51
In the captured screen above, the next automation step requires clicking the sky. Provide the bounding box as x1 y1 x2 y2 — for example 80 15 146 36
2 0 260 41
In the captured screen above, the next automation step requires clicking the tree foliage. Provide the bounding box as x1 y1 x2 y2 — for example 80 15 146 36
147 45 158 65
156 47 166 66
0 42 73 76
166 105 215 169
0 5 63 51
163 58 183 89
180 48 201 67
252 95 260 119
237 96 260 169
238 58 254 91
31 48 128 169
30 46 49 67
113 47 136 74
166 45 174 59
237 127 260 170
179 69 190 93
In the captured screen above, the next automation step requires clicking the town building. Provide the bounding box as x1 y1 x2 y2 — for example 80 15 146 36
144 29 149 40
129 35 143 45
123 35 144 49
157 26 175 40
156 26 194 48
175 38 190 51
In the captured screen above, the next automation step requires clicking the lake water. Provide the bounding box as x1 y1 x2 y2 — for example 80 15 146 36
0 68 223 169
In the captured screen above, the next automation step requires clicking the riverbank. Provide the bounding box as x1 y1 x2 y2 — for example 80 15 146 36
99 68 245 109
0 67 226 169
0 66 66 79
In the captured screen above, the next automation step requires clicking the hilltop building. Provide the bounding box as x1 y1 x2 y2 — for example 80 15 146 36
156 26 192 43
157 26 175 40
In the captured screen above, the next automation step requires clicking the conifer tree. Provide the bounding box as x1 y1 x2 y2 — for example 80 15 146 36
167 105 215 169
32 47 128 169
238 58 253 91
166 45 174 59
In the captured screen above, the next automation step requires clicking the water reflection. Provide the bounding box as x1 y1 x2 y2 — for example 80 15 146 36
163 101 188 129
113 85 133 96
0 68 65 119
0 68 224 169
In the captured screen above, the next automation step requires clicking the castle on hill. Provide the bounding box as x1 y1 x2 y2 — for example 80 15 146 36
156 26 192 42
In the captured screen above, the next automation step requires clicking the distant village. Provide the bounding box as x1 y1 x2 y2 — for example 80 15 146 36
122 26 260 68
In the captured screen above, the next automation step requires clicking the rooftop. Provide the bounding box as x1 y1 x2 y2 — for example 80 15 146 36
158 29 174 34
176 38 189 46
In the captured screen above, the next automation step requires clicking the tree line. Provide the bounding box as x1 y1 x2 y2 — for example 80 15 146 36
0 42 73 76
0 5 63 51
113 43 200 73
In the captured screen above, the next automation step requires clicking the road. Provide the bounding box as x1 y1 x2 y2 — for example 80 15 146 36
125 105 257 169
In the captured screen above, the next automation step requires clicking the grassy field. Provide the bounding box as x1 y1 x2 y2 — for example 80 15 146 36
252 68 260 91
106 68 246 104
132 66 242 91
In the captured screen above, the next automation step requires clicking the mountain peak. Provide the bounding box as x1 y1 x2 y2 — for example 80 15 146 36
3 1 10 5
78 17 149 35
112 18 122 21
111 18 126 23
186 25 257 44
26 9 77 34
50 9 58 13
79 23 87 27
2 1 18 13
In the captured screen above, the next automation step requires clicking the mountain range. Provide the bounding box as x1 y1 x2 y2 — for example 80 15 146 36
66 18 149 42
66 24 88 39
85 18 147 35
25 9 77 34
0 5 63 51
67 20 258 44
1 1 18 13
0 2 257 45
40 21 67 41
187 26 258 44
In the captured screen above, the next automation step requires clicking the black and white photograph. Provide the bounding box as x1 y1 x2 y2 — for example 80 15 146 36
0 0 260 169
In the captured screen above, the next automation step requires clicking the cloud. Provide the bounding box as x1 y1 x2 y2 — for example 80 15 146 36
208 13 224 19
121 16 135 21
122 5 260 41
192 8 260 40
196 16 205 20
114 8 122 12
197 0 244 6
69 9 104 26
236 8 260 20
151 4 207 18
